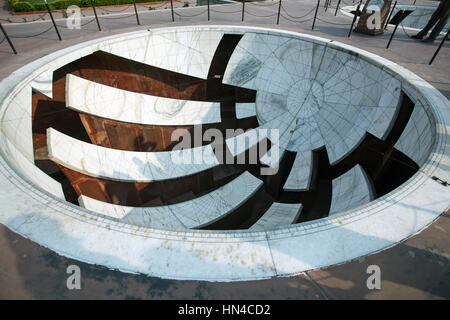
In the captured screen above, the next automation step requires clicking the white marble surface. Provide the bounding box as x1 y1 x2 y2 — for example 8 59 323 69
80 171 263 229
250 202 302 231
260 144 284 170
100 28 225 79
225 127 268 158
66 74 221 126
0 132 64 199
0 85 34 163
235 103 257 119
395 101 435 166
30 69 53 99
223 32 402 164
47 128 219 182
284 151 313 191
329 164 375 216
0 26 447 281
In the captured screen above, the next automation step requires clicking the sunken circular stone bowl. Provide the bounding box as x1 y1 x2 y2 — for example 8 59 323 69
0 25 448 281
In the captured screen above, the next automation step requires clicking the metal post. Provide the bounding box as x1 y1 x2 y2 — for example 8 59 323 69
242 0 245 22
277 0 282 24
45 0 61 40
335 0 341 16
170 0 175 22
207 0 210 21
133 0 140 25
384 0 397 30
347 2 361 37
386 22 399 48
0 23 17 54
90 0 101 31
429 29 449 65
312 0 320 30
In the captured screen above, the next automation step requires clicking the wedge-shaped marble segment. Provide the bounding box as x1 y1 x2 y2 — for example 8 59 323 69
283 151 313 191
78 195 186 230
66 74 221 126
235 103 257 119
329 164 375 216
225 127 268 158
250 202 302 231
47 128 219 182
224 34 402 165
394 102 435 167
79 171 263 229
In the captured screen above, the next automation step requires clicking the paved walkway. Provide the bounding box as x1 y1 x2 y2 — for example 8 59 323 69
0 0 448 299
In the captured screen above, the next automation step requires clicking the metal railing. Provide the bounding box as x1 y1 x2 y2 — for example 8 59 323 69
0 0 447 64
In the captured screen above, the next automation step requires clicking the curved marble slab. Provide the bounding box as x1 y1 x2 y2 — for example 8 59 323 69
223 33 401 164
395 101 436 167
283 151 313 191
250 202 302 231
260 144 284 170
329 164 375 216
235 103 256 119
0 132 64 199
66 74 221 126
225 127 267 158
47 127 219 182
226 111 298 158
79 171 263 229
100 29 225 79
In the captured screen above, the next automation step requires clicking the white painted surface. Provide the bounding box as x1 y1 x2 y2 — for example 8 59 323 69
250 202 302 231
66 74 221 125
47 128 219 182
